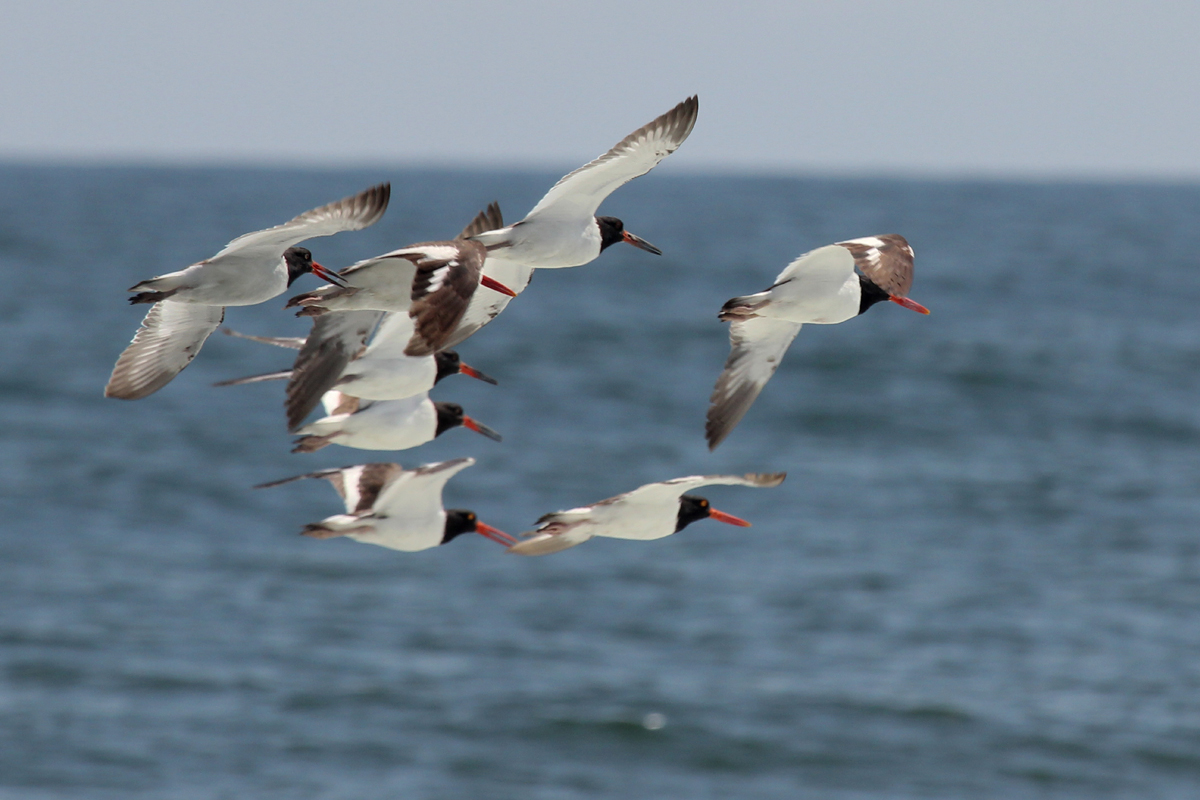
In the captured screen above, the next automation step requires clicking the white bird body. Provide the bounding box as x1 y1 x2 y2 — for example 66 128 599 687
296 393 437 452
508 473 786 556
149 252 291 306
738 245 863 325
472 217 603 269
105 183 390 400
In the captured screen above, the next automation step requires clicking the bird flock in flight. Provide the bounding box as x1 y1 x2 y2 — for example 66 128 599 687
105 96 929 555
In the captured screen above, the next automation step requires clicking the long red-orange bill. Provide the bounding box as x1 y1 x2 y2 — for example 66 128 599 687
462 415 503 442
708 508 752 527
475 521 517 546
890 295 930 315
623 230 662 255
480 275 517 297
459 363 498 385
312 262 349 288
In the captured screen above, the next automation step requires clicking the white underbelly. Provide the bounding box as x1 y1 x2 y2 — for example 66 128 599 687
350 516 445 551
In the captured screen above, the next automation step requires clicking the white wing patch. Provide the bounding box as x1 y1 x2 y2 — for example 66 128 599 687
340 465 366 514
395 244 460 263
423 264 451 295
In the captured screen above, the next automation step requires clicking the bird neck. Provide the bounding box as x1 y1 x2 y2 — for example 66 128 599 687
858 275 890 314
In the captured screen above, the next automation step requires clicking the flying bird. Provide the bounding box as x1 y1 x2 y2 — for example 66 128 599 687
467 95 697 268
256 457 515 551
705 235 930 450
440 95 700 350
104 183 390 400
507 472 785 556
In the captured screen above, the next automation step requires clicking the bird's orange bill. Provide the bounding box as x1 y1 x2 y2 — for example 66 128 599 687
459 363 498 385
709 508 752 527
311 262 349 288
463 415 503 442
480 275 518 297
623 231 662 255
475 521 517 546
889 295 930 315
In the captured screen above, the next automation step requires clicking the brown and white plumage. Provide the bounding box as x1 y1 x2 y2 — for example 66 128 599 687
104 183 390 400
282 204 512 430
255 457 515 552
285 239 495 330
705 235 929 450
508 472 786 556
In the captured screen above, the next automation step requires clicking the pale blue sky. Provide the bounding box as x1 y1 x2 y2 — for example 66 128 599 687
4 1 1198 178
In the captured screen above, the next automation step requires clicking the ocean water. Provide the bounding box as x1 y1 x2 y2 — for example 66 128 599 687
2 164 1200 799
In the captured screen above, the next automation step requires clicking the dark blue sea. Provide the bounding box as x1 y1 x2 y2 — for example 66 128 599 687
3 164 1200 799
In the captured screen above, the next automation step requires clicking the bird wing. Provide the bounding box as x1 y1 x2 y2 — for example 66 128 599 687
589 474 784 516
767 244 857 293
507 519 595 556
456 202 504 240
836 234 914 296
705 317 803 450
521 96 698 222
211 183 390 261
405 242 488 356
254 462 404 515
371 457 476 518
650 473 788 494
358 311 415 356
104 302 225 399
437 253 533 351
285 310 384 431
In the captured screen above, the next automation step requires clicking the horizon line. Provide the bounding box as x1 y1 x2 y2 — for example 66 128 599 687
2 155 1199 188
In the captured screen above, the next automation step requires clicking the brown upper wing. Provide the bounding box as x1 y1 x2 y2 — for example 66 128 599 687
285 310 383 431
404 241 488 357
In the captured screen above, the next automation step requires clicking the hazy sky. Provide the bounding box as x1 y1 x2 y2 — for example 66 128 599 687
4 1 1198 178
